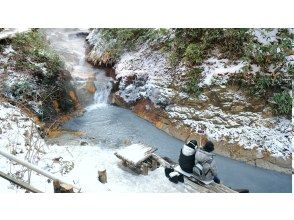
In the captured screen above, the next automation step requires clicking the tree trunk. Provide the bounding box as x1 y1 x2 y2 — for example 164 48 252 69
98 169 107 184
141 163 148 175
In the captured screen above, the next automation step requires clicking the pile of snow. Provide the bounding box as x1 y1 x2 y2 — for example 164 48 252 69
166 104 291 158
115 144 154 165
114 43 179 106
0 102 46 158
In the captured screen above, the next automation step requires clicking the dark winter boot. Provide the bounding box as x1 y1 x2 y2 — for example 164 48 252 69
168 171 180 184
178 174 184 183
165 167 174 178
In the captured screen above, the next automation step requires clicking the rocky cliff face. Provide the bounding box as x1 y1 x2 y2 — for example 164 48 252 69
86 29 293 173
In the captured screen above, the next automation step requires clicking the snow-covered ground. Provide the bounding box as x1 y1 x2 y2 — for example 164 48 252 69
0 102 194 193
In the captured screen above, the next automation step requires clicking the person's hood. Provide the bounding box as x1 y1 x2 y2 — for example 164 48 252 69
182 144 196 156
195 149 215 163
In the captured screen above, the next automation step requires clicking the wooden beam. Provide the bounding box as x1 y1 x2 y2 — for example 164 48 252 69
0 170 43 193
0 149 81 191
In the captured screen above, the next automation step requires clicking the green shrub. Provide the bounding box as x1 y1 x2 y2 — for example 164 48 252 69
169 28 251 65
184 78 203 96
11 31 64 81
184 68 204 96
99 29 150 58
7 80 35 100
288 64 294 75
183 43 205 66
272 91 292 116
12 31 47 52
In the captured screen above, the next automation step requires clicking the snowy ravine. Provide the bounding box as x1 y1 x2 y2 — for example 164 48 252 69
0 102 194 193
86 29 292 164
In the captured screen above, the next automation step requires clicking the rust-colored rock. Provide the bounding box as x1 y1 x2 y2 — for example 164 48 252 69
68 90 79 103
105 68 116 80
132 99 168 127
111 93 130 108
85 80 96 94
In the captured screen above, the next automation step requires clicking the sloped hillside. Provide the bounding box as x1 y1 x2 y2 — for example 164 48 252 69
0 29 78 124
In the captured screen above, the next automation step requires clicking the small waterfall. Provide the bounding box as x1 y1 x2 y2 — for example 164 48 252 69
93 81 112 104
86 79 112 111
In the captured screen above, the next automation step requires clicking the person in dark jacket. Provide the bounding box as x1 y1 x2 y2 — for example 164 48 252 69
178 140 198 173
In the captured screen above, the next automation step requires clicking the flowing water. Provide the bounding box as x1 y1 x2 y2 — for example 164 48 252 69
44 29 292 193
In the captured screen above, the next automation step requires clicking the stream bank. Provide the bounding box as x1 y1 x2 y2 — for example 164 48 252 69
85 29 292 174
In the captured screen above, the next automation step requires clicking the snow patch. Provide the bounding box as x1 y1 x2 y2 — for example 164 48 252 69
252 29 279 45
199 58 245 86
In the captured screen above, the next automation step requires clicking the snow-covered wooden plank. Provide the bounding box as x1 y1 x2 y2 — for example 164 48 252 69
0 28 31 40
115 144 157 166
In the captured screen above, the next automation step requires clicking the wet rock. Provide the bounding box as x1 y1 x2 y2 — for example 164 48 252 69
111 93 130 108
105 68 116 80
85 80 97 94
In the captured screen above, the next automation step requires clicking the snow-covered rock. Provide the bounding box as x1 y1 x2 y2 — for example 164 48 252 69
114 44 177 106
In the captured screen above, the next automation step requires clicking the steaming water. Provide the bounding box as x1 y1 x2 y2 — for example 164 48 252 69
44 29 292 193
43 29 112 107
